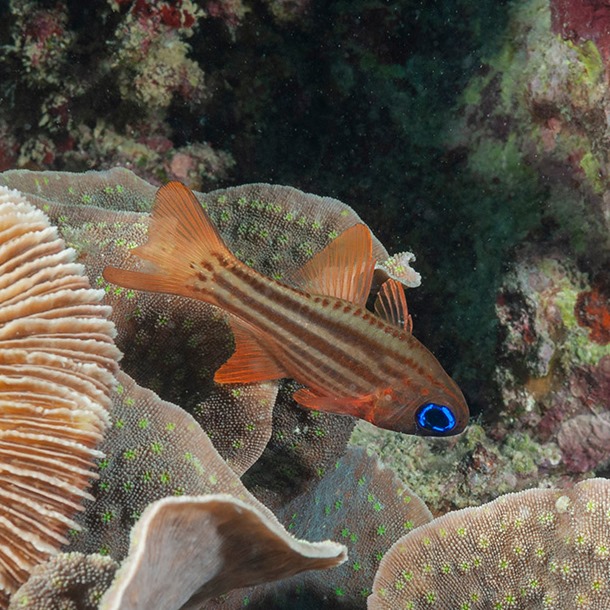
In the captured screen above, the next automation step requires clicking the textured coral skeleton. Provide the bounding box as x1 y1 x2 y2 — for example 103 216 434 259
370 478 610 609
0 185 120 605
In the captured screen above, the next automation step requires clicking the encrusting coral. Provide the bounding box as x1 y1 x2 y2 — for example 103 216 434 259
370 478 610 609
0 185 120 606
210 447 432 608
99 494 345 610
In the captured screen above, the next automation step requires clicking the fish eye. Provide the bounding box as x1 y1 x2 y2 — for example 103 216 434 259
415 402 457 434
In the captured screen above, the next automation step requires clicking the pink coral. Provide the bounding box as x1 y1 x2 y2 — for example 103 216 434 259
551 0 610 66
557 411 610 472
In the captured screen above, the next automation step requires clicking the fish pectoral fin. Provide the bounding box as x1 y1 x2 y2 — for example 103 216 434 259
214 318 288 384
293 388 373 419
373 278 413 333
286 224 375 307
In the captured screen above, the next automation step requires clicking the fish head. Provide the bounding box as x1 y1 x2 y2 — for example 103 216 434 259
370 375 469 437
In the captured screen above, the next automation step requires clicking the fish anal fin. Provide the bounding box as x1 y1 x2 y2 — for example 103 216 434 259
214 318 288 384
293 387 374 420
374 278 413 332
287 224 375 306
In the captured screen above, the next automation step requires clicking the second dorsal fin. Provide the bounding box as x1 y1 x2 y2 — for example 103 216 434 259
374 279 413 332
287 224 375 306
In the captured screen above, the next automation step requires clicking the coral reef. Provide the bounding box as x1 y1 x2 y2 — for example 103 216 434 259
3 0 610 604
495 252 610 473
0 0 233 188
0 148 609 606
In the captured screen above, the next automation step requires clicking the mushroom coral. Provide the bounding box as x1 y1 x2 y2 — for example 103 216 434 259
0 186 120 605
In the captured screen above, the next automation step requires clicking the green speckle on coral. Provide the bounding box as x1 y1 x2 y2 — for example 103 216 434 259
101 511 114 524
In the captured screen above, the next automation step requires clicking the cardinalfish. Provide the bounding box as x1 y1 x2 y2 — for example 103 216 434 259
103 182 469 436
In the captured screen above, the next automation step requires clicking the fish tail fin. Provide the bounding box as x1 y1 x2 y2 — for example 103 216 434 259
103 182 231 304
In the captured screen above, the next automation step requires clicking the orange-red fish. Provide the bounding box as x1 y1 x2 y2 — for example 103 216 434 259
103 182 469 436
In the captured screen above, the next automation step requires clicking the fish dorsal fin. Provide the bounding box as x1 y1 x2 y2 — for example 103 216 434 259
214 317 289 384
288 224 375 306
374 279 413 332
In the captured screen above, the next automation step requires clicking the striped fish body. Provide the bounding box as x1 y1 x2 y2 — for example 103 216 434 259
104 183 469 436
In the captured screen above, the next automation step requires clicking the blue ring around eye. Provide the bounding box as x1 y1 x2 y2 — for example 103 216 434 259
416 402 457 434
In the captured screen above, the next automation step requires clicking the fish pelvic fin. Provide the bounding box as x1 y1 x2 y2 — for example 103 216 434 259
215 317 289 384
286 224 375 306
103 182 231 303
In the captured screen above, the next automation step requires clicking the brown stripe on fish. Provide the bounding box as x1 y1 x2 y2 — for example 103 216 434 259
214 281 378 398
212 270 386 397
213 254 409 372
215 266 449 404
215 265 421 391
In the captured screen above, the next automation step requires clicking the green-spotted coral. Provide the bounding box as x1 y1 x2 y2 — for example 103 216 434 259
370 478 610 610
